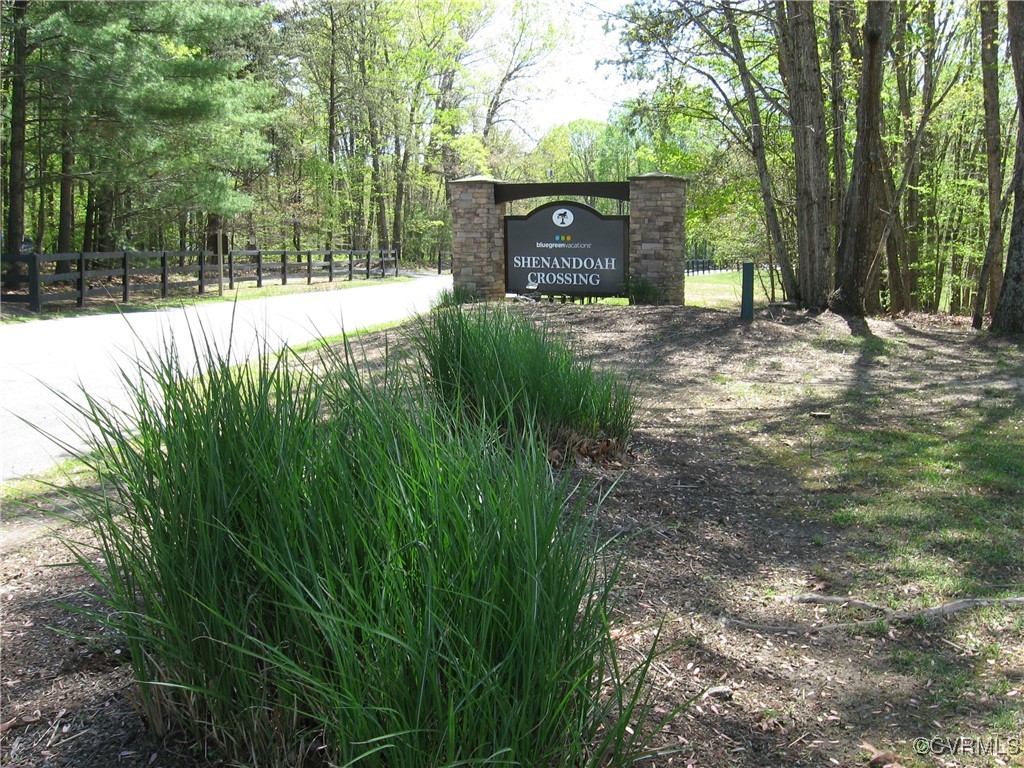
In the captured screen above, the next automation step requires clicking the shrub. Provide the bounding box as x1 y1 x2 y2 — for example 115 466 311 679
60 329 660 766
627 277 664 306
412 305 637 461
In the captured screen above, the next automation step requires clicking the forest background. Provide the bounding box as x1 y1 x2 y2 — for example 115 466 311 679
2 0 1023 327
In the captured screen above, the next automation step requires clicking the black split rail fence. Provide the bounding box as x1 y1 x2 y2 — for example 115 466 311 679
2 248 401 312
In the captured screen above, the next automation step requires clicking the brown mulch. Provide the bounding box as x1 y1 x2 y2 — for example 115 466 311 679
2 303 1022 767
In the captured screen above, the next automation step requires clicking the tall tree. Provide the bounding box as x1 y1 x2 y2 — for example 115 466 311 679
774 1 831 310
718 1 798 303
480 0 557 141
974 0 1005 328
3 0 28 289
990 0 1024 333
2 0 272 257
828 1 850 256
831 1 892 316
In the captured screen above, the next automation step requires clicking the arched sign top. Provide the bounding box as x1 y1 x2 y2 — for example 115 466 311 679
505 199 617 221
504 200 628 297
494 181 630 204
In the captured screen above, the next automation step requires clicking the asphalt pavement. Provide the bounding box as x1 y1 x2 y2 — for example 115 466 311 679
0 274 452 481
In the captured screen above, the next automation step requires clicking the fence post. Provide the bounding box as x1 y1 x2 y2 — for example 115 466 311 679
256 250 263 288
282 250 288 285
366 251 371 280
307 250 313 284
348 252 353 281
438 250 442 275
161 251 169 298
28 252 41 312
393 249 398 277
78 252 86 307
199 250 206 294
123 251 130 303
328 250 334 282
228 249 235 290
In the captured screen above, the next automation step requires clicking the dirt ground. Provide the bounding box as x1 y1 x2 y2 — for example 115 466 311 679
2 303 1022 767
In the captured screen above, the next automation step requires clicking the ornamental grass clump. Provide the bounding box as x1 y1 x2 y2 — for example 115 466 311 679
413 305 637 460
60 330 662 766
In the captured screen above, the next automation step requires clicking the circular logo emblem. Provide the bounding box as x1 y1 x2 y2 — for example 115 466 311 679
552 208 574 227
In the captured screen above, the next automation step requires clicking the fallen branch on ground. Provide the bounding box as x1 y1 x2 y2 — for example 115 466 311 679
721 594 1024 635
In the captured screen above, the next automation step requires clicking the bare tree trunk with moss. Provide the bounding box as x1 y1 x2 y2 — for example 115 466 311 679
831 1 891 316
991 0 1024 333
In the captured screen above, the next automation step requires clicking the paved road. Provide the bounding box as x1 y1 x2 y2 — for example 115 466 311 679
0 274 452 481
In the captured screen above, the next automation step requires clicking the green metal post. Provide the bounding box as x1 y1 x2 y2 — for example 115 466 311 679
741 261 754 321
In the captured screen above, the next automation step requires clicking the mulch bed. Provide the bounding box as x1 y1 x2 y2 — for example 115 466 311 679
3 303 1022 767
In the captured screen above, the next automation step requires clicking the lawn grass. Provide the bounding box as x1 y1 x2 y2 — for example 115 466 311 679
759 402 1024 607
812 405 1024 601
684 269 775 310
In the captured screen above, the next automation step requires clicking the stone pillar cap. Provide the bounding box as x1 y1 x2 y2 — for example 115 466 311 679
628 171 689 182
451 175 505 184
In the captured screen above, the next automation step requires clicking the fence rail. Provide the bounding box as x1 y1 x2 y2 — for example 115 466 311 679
2 248 398 312
685 258 744 275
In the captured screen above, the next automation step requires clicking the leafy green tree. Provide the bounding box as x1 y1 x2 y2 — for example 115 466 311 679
613 0 1011 317
1 0 274 259
617 0 801 302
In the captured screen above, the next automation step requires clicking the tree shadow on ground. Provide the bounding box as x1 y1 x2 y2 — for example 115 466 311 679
531 303 1024 766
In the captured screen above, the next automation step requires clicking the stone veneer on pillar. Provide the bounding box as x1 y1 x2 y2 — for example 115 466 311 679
448 176 507 300
628 172 687 306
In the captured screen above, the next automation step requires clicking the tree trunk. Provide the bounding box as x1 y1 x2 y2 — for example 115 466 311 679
370 129 388 252
393 133 408 262
974 0 1005 328
723 2 799 304
872 139 911 313
96 188 115 252
326 5 340 248
991 0 1024 333
3 0 29 289
828 2 848 256
776 1 831 310
83 181 96 253
178 214 187 263
57 126 75 260
35 70 49 256
892 2 924 310
831 1 891 316
206 214 228 261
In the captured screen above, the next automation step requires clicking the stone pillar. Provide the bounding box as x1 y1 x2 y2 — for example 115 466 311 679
629 172 687 305
448 176 506 300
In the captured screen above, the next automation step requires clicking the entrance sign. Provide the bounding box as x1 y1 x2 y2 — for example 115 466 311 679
505 201 627 297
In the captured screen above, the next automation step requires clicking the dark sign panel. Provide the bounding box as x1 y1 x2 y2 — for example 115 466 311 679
505 201 628 297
